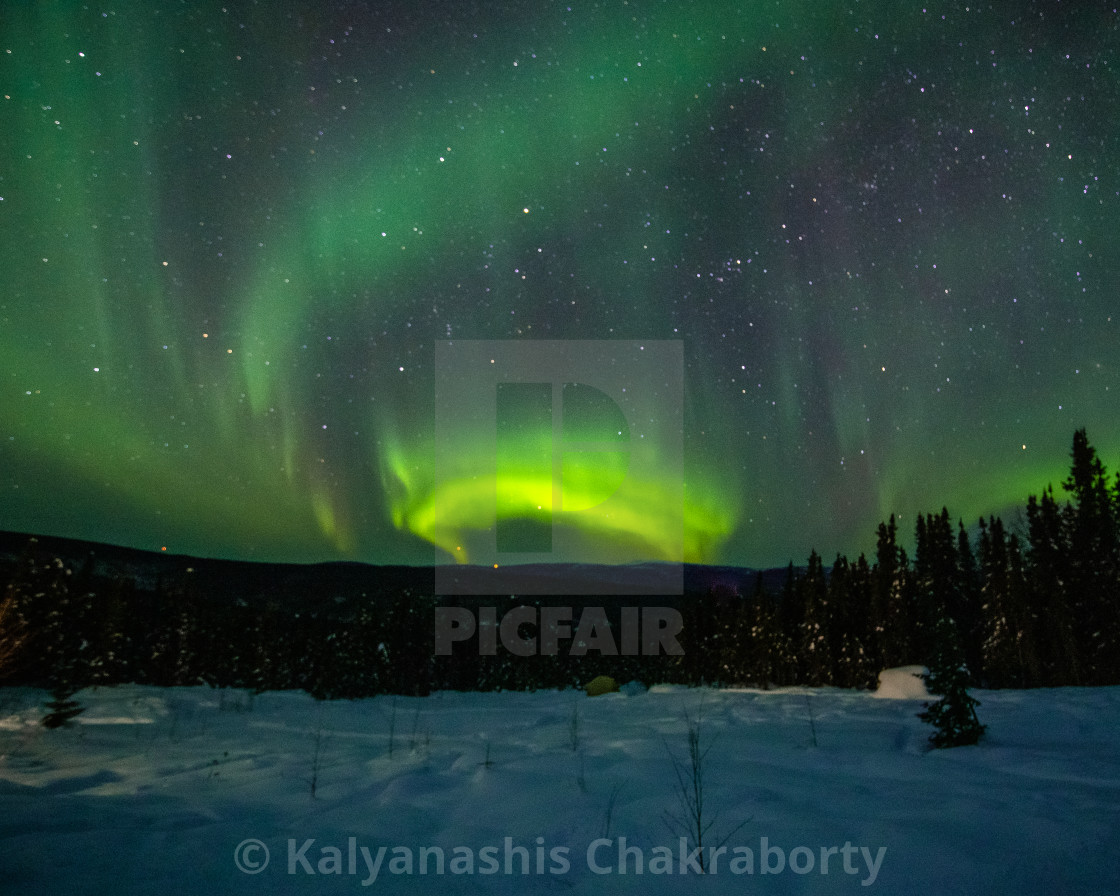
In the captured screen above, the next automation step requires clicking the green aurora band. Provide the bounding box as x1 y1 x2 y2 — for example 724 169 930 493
1 1 1118 566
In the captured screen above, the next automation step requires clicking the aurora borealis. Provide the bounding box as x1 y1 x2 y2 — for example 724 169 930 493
1 1 1118 568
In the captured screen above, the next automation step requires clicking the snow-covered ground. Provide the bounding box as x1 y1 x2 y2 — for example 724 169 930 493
2 673 1118 894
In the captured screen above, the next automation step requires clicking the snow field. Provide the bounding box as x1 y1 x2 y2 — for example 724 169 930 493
1 677 1119 894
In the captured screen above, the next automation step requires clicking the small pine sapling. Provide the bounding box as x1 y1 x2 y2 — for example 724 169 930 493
42 686 84 729
919 616 986 748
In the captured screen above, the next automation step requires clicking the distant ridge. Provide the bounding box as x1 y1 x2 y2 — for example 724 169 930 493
0 529 794 604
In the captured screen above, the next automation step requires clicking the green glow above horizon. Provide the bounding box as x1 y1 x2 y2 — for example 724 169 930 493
380 430 736 565
1 1 1118 567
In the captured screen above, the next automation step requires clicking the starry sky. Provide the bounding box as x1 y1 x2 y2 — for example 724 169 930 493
1 1 1117 569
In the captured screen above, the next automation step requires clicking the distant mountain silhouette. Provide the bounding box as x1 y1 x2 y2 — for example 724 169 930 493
0 529 793 610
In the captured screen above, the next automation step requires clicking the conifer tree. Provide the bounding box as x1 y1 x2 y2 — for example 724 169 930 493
797 551 832 685
872 515 909 668
713 581 752 686
772 563 801 687
979 517 1033 687
1006 533 1039 684
745 572 780 688
1025 487 1079 685
912 509 958 667
918 615 985 748
0 592 25 681
42 686 85 729
1061 429 1119 683
955 519 984 681
826 555 853 686
829 554 876 688
30 555 90 727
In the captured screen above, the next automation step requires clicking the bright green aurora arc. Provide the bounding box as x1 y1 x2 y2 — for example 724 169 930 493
1 1 1117 568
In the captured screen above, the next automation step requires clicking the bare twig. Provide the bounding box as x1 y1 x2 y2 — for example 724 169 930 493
309 703 328 798
600 782 623 840
662 700 750 872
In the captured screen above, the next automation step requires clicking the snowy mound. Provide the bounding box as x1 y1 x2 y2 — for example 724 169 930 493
873 665 930 699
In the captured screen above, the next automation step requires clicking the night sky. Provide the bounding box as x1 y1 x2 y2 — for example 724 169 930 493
2 1 1117 569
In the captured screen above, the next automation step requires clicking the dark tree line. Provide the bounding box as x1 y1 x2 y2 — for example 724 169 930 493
0 429 1117 697
0 548 437 699
0 556 678 697
685 428 1120 689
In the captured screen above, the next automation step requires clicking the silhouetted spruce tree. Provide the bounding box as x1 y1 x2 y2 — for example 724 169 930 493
249 600 293 691
955 519 985 681
826 555 853 686
854 553 880 686
1025 486 1079 685
682 586 724 685
320 613 368 699
186 587 238 689
35 556 89 728
138 580 190 687
912 509 958 668
42 687 85 729
1 541 67 685
303 615 342 697
772 563 800 686
797 551 832 686
1061 429 1120 683
385 588 434 695
912 513 932 656
918 615 985 748
829 553 877 689
745 572 781 687
85 575 136 686
872 515 909 668
1006 533 1039 684
979 517 1034 688
713 582 750 685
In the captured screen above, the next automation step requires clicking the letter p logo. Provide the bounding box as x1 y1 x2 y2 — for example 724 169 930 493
434 341 683 594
